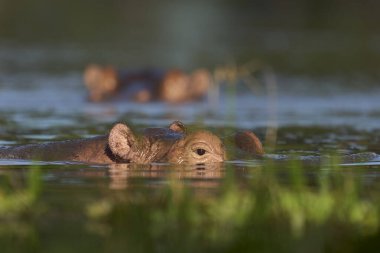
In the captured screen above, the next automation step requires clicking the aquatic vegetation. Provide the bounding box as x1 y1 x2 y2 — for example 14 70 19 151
84 163 380 252
0 143 379 253
1 158 379 253
0 166 41 251
0 166 41 219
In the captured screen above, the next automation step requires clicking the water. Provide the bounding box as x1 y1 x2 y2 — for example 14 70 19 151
1 1 380 251
1 46 380 252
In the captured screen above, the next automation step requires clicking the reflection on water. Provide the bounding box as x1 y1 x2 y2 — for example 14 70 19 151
2 158 380 191
108 163 226 190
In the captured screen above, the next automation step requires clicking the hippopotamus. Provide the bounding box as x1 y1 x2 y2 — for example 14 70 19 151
83 65 212 103
0 121 231 165
0 121 376 165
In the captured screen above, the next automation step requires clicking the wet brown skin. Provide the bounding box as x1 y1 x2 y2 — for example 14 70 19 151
0 121 233 165
235 131 264 157
0 135 112 164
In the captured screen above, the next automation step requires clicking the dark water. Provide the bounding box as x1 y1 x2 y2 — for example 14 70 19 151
1 1 380 252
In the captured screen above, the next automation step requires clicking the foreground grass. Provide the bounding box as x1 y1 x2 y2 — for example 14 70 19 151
85 163 380 253
0 162 379 253
0 166 41 219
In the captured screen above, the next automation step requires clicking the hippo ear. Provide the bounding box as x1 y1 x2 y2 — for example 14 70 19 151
108 123 136 160
169 121 186 133
234 131 264 157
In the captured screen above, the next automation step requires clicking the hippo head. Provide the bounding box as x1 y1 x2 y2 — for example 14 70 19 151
107 121 226 164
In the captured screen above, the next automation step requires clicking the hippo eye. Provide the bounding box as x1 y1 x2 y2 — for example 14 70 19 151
196 148 206 156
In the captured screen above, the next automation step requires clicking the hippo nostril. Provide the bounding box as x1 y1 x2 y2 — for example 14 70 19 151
196 163 206 170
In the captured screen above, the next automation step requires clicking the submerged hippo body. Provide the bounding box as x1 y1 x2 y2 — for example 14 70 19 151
0 135 111 163
235 131 378 164
0 121 226 165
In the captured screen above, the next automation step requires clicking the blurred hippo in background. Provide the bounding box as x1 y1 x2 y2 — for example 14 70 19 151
83 64 212 103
